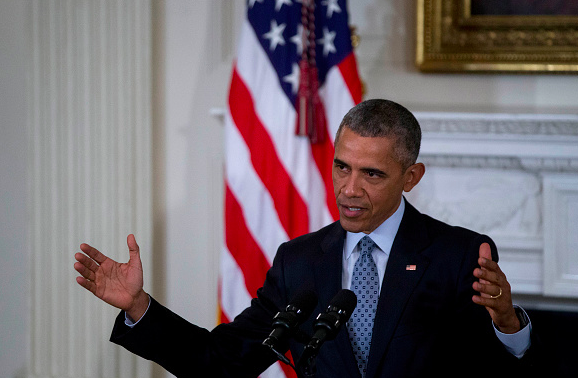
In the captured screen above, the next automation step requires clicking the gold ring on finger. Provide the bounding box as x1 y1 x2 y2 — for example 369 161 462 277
489 287 502 299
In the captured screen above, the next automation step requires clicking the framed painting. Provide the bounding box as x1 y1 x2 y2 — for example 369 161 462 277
416 0 578 72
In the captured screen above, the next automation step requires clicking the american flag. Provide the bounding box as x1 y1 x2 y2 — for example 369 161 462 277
220 0 362 377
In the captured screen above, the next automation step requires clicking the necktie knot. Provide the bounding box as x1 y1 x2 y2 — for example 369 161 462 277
359 236 375 257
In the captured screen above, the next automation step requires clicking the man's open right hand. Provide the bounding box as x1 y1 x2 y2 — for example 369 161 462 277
74 234 149 321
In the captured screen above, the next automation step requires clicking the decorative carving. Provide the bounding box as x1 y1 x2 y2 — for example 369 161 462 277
414 112 578 173
407 169 541 236
417 113 578 136
520 158 578 172
419 155 523 170
419 155 578 173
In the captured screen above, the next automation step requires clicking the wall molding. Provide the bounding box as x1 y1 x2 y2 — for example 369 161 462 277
417 112 578 136
543 174 578 298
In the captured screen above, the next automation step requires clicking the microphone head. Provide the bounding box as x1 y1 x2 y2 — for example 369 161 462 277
311 289 357 341
326 289 357 323
286 289 318 323
303 289 358 358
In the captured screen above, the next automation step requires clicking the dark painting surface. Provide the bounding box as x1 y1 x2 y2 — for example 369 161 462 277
471 0 578 16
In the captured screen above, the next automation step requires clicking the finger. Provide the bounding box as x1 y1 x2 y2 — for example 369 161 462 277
473 267 500 285
478 242 492 261
478 256 503 275
79 243 108 265
127 234 143 269
74 252 100 272
73 261 96 281
472 294 499 308
76 276 96 294
473 281 493 299
127 234 140 258
472 281 502 298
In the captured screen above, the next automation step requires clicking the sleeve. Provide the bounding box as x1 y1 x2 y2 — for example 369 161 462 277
109 244 295 378
493 306 532 358
124 295 151 327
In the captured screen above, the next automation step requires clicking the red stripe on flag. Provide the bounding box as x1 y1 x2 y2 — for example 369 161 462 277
338 53 363 105
310 117 338 222
225 184 270 298
229 67 309 239
279 351 298 378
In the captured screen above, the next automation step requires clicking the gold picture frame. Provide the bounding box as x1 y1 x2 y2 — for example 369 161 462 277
416 0 578 73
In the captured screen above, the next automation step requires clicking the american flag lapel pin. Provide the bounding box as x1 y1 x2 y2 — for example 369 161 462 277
406 264 417 271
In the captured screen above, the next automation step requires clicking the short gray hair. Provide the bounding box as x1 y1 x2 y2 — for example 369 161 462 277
335 99 421 169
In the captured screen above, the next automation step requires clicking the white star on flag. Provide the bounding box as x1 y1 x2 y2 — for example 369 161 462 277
290 24 304 56
248 0 264 8
263 20 286 51
275 0 292 12
322 0 341 18
317 27 336 56
283 63 300 94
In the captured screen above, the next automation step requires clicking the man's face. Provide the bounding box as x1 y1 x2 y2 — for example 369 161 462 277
332 127 417 234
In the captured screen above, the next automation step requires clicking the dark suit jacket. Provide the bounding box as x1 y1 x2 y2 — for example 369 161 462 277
110 201 541 377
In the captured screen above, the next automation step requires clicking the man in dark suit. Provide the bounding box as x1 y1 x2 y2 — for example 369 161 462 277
74 99 539 377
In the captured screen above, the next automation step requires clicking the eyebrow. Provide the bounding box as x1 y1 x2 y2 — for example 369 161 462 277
333 158 349 167
333 158 387 176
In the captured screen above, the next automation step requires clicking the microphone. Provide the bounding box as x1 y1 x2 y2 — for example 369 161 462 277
263 289 318 354
298 289 357 372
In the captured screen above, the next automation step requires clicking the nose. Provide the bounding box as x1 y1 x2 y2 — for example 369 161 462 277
343 173 363 198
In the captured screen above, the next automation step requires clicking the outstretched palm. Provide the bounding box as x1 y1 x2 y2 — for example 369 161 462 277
74 234 144 313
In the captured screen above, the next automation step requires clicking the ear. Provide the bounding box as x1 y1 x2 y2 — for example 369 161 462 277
402 163 425 192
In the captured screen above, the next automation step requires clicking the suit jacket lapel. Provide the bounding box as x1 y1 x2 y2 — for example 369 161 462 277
313 222 361 378
366 201 431 378
314 221 344 310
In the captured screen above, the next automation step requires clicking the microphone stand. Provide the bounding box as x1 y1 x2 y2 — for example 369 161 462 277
298 351 317 378
264 340 316 378
263 343 292 366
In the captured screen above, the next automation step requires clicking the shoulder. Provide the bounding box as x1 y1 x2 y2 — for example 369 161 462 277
423 212 482 241
270 221 344 272
279 220 343 251
404 201 497 259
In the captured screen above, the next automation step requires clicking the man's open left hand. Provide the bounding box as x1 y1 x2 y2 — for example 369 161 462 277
472 242 520 334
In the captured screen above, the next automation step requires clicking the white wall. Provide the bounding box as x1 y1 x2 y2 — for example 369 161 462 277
156 0 243 330
0 1 28 377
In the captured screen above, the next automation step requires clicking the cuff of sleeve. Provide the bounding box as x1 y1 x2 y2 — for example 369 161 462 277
493 305 532 359
124 295 152 328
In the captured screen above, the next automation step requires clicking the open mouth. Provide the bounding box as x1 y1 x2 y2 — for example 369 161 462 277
340 204 365 217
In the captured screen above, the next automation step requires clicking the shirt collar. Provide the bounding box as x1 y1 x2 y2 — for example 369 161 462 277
344 197 405 260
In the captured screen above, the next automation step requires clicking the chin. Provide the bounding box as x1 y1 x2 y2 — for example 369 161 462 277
339 219 367 234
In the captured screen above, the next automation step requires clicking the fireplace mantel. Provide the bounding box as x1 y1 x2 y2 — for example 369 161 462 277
409 112 578 302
